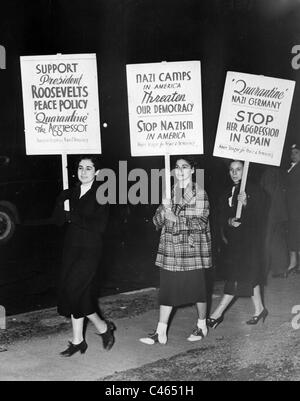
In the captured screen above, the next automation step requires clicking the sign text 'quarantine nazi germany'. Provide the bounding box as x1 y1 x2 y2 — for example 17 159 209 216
214 71 295 166
126 61 203 156
20 54 101 155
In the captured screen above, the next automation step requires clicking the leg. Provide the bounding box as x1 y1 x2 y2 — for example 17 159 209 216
60 316 88 357
87 312 107 334
251 285 264 316
87 312 116 351
210 294 234 320
246 285 268 325
158 304 173 325
156 305 173 343
187 302 208 341
288 251 297 270
140 305 172 345
71 315 84 345
196 302 207 320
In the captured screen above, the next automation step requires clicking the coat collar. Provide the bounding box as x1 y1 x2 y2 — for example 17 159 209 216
288 161 300 174
172 182 196 215
73 179 98 200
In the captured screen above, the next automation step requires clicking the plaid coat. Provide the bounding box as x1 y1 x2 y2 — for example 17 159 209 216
153 182 212 272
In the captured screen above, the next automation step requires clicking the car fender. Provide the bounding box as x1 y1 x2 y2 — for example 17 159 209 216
0 201 20 223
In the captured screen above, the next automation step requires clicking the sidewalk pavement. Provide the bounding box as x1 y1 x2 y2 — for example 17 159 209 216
0 276 300 381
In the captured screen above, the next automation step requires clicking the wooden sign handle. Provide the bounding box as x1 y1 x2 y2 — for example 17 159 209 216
61 153 70 211
164 154 171 200
235 161 250 219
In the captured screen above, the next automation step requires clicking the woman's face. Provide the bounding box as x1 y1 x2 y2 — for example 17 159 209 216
175 159 194 183
77 159 97 185
229 161 244 184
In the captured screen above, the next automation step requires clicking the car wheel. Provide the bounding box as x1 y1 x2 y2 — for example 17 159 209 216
0 206 16 244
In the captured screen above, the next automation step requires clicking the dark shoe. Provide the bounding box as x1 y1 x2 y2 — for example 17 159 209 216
97 321 116 351
286 265 299 277
246 308 268 325
207 315 224 329
60 340 88 357
187 327 207 342
272 273 287 279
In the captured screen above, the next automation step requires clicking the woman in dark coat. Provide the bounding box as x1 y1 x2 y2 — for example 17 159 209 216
286 143 300 275
54 155 115 357
140 156 212 345
260 167 289 278
208 160 267 328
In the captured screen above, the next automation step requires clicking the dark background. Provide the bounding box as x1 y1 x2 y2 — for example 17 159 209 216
0 0 299 314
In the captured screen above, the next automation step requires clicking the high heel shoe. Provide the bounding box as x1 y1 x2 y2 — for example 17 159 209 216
246 308 268 325
60 340 88 357
285 265 299 277
207 315 224 329
272 272 288 279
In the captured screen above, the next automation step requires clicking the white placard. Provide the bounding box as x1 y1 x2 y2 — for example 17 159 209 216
20 53 101 155
126 61 203 156
213 71 295 166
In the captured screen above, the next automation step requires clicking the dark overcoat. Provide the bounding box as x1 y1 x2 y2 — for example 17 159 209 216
219 181 264 292
286 162 300 251
53 181 109 318
260 167 289 275
286 162 300 221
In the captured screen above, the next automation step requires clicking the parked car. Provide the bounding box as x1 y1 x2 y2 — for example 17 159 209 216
0 153 62 244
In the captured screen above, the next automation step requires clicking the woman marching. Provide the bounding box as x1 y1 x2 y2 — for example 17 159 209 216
140 156 212 345
208 160 267 328
286 143 300 275
53 155 116 356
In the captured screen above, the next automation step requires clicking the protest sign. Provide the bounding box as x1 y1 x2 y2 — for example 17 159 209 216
213 71 295 218
213 71 295 166
126 60 203 157
20 53 102 209
20 53 101 155
126 60 203 197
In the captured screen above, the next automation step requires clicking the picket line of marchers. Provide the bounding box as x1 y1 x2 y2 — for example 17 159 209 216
19 58 295 199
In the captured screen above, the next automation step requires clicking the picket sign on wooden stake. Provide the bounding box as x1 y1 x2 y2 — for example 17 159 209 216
164 154 171 200
61 153 70 211
236 161 250 219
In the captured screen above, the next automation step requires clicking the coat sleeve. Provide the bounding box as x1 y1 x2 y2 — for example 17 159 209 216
51 189 70 226
242 184 265 226
153 205 166 230
218 191 230 229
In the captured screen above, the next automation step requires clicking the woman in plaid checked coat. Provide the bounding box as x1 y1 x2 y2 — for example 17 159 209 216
140 157 212 345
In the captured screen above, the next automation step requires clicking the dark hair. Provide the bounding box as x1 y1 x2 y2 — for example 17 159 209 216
228 159 244 169
171 155 198 169
77 155 102 171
